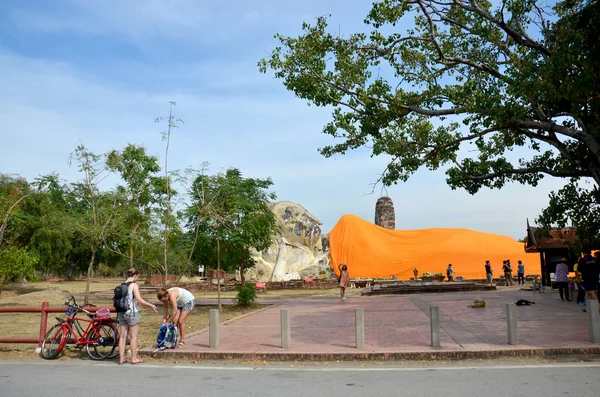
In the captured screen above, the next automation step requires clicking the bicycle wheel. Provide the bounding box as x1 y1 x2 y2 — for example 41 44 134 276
40 324 66 360
86 323 117 360
107 323 120 359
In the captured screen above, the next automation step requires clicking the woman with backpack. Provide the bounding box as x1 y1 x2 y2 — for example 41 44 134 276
117 268 158 365
157 287 196 348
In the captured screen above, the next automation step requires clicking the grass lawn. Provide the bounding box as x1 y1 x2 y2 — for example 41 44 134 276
0 279 347 361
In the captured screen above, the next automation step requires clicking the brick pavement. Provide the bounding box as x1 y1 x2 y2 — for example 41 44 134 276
142 288 600 360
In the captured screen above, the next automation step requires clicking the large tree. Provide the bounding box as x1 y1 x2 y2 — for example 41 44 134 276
106 144 162 269
70 145 119 303
260 0 600 244
186 168 277 311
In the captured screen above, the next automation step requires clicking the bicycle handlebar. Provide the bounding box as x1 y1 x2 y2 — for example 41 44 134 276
64 295 92 316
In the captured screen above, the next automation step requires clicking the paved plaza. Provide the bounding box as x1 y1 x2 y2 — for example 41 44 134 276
142 287 600 360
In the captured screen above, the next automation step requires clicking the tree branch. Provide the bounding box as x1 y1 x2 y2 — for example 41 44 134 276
463 166 591 181
456 0 551 57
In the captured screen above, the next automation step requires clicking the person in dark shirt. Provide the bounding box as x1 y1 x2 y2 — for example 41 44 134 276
578 250 599 311
485 260 493 285
502 260 514 286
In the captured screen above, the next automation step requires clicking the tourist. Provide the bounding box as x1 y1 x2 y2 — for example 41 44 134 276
338 263 350 300
502 260 514 286
517 260 525 286
157 286 196 348
578 250 599 312
574 259 586 306
117 268 158 365
446 264 454 282
485 260 493 285
555 258 570 301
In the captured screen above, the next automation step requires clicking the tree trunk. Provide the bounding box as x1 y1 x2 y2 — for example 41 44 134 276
217 235 222 313
240 246 246 286
84 246 96 305
163 218 169 285
187 219 202 268
67 262 76 281
129 223 139 269
163 106 173 286
0 215 9 247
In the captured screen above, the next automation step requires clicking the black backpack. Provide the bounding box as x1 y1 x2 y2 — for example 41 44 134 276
113 282 133 313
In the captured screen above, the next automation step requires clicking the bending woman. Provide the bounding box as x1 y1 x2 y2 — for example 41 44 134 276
157 287 196 347
117 268 158 365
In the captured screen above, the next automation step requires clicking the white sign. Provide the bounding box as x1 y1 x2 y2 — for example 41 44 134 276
198 265 205 273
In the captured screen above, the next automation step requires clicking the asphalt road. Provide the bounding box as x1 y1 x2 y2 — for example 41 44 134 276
1 360 599 397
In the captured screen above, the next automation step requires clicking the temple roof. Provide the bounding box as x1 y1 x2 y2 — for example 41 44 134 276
525 219 578 252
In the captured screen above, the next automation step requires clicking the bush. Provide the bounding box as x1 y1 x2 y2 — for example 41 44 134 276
234 283 257 307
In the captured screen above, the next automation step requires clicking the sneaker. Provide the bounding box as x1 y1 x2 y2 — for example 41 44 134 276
342 297 347 300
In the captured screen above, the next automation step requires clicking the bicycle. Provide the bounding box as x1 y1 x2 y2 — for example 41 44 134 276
40 295 118 360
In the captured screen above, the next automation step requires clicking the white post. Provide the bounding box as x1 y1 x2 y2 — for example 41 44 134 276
355 308 364 349
588 300 600 343
209 309 219 348
281 309 291 349
506 303 519 345
430 306 440 347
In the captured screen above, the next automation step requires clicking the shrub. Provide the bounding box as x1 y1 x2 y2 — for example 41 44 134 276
234 283 257 307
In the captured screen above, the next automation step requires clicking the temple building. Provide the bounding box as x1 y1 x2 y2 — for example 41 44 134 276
524 219 578 286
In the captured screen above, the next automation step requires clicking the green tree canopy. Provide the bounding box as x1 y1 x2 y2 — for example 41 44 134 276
260 0 600 245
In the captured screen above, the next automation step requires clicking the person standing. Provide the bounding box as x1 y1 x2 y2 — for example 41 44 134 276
338 263 350 300
446 264 454 282
157 287 196 348
117 268 158 365
503 260 514 286
517 260 525 286
485 260 493 285
578 250 599 312
574 259 586 306
555 258 570 301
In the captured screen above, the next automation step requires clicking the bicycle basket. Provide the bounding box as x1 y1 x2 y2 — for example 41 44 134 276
95 307 111 319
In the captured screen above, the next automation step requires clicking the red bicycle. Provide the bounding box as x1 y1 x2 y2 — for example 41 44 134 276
40 295 118 360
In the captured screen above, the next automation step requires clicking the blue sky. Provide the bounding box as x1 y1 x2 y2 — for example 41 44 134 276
0 0 566 239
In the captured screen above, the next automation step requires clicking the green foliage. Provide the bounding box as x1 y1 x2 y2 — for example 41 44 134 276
0 246 38 284
185 167 277 284
0 113 278 286
106 144 163 268
261 0 600 242
234 283 257 307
